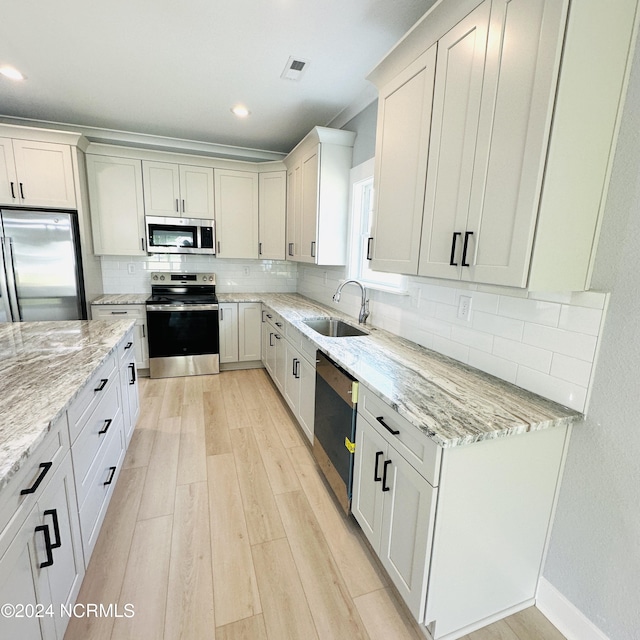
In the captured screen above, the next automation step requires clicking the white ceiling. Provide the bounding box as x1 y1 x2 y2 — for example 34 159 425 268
0 0 435 155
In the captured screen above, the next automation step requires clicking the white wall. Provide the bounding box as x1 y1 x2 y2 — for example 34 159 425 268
100 255 297 294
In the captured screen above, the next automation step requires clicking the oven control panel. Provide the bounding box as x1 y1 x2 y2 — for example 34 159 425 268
150 272 216 284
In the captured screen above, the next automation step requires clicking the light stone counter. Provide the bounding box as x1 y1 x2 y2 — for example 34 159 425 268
0 320 135 491
220 292 581 447
92 294 150 305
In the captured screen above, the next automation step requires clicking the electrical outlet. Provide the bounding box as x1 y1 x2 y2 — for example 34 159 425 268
243 266 250 276
457 295 472 321
127 263 135 275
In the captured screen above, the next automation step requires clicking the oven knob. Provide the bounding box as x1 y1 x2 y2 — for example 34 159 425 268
202 275 206 281
160 275 165 281
152 275 158 281
209 276 213 281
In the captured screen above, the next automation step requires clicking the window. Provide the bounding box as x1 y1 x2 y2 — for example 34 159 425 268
347 160 408 293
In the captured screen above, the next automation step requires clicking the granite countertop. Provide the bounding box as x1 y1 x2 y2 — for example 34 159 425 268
223 293 581 448
0 320 135 491
92 294 150 305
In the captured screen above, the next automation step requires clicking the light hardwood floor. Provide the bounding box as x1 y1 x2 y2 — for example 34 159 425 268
64 369 566 640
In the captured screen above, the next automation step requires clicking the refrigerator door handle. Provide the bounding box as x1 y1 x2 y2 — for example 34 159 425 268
0 238 15 321
3 238 22 321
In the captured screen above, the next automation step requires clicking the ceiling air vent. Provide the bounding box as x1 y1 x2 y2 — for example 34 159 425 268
281 56 309 81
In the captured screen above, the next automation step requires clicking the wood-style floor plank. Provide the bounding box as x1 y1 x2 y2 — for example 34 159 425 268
140 377 166 399
231 428 286 545
252 538 319 640
176 401 207 485
276 490 369 640
203 376 232 456
159 377 185 418
504 607 566 640
64 466 146 640
465 619 521 640
219 371 252 430
207 453 261 627
111 515 173 640
216 615 268 640
122 427 156 469
164 482 215 640
354 587 424 640
288 444 387 598
136 417 180 521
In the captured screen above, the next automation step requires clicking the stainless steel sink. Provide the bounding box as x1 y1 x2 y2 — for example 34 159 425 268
303 317 369 337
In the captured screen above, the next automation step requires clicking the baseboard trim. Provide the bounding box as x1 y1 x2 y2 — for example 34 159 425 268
536 578 610 640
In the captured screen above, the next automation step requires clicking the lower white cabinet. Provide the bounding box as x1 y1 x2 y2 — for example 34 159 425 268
91 304 149 369
219 302 262 365
353 412 437 621
119 334 140 446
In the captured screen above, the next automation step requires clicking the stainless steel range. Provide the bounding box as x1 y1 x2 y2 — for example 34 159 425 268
146 272 219 378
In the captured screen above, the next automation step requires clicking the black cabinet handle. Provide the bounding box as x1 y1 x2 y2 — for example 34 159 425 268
274 334 281 340
461 231 474 267
111 311 129 315
43 509 61 549
21 462 53 495
35 524 54 568
376 416 400 436
259 242 263 255
262 310 266 323
294 359 300 379
374 451 384 482
382 460 392 492
220 308 224 321
175 198 179 212
266 314 273 319
288 242 294 256
10 182 16 199
311 241 316 258
450 232 461 266
124 341 133 349
94 378 108 392
104 466 117 486
367 237 373 261
182 199 185 213
275 321 283 328
141 237 145 251
269 332 274 347
19 183 25 200
129 362 136 385
98 419 112 435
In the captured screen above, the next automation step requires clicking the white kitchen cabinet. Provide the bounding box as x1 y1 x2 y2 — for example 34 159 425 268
284 127 355 265
118 331 140 445
258 171 286 260
418 0 491 280
369 0 637 291
219 302 239 364
214 169 259 259
0 137 76 209
369 46 436 274
91 304 149 369
86 155 146 256
353 410 437 622
297 354 316 441
142 160 214 219
262 317 275 377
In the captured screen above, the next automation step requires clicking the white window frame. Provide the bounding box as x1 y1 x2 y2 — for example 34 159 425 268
347 159 408 294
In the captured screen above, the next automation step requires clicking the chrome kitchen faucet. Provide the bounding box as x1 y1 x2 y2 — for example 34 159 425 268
332 280 370 325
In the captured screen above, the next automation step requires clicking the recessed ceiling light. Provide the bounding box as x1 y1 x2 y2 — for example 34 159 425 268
231 105 250 118
0 66 25 81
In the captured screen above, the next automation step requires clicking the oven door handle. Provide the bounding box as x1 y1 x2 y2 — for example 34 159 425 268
146 304 219 312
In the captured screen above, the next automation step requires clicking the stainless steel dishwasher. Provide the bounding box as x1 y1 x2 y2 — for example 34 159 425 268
313 351 359 514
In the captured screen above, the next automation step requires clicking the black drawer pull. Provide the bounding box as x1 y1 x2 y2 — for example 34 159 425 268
382 460 392 492
19 182 25 200
461 231 474 267
269 332 274 347
374 451 384 482
124 341 133 349
94 378 108 392
275 322 283 327
376 416 400 436
10 182 16 199
129 362 136 385
43 509 61 549
21 462 53 495
111 311 128 315
367 237 374 261
35 524 54 568
104 466 117 486
450 232 461 266
98 419 112 435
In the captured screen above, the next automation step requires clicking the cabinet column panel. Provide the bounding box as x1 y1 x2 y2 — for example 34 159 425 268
299 151 319 263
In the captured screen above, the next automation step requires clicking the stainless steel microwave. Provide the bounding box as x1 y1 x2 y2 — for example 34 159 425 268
145 216 216 255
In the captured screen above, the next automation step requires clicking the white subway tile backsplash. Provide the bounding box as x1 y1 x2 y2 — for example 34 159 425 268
432 336 470 363
451 325 494 353
468 349 518 384
569 290 608 309
558 304 603 336
456 290 499 314
493 337 552 373
523 323 597 362
497 296 561 327
473 311 525 342
515 366 587 412
550 353 593 387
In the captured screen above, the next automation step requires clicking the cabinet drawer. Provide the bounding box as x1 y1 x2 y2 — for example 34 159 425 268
358 385 441 487
91 304 145 320
67 353 117 443
0 413 69 543
263 308 283 331
78 421 125 561
299 334 317 364
118 329 136 362
284 321 300 346
72 378 122 509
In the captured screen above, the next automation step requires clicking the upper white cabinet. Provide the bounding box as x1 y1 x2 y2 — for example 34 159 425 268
214 169 259 259
258 171 286 260
142 160 214 219
369 0 638 291
284 127 355 265
0 137 76 209
86 155 146 256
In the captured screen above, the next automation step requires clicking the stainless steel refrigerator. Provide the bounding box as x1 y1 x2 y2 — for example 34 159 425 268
0 209 87 322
